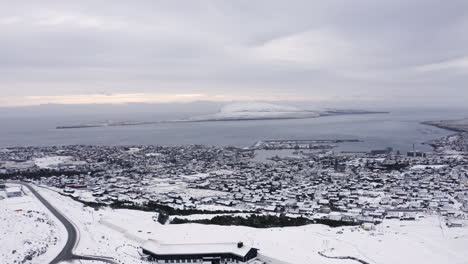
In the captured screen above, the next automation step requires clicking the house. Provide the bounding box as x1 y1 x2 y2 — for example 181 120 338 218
446 219 463 228
6 187 22 198
361 223 376 231
142 240 259 264
407 151 426 158
400 212 417 221
386 211 400 219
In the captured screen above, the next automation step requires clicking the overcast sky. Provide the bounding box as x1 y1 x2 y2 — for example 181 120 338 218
1 0 467 107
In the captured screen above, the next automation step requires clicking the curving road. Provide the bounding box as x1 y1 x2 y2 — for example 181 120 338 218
13 181 116 264
318 251 371 264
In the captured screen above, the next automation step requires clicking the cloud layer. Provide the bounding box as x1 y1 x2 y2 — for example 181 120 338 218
1 0 467 106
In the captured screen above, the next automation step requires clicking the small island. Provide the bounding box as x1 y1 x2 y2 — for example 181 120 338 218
57 102 389 129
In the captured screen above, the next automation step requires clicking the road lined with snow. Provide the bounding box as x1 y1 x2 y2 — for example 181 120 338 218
12 181 116 264
318 251 371 264
13 182 77 264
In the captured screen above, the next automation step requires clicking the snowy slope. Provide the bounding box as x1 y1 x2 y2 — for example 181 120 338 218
34 187 468 264
104 214 468 264
33 156 86 169
188 102 386 122
0 185 66 264
34 156 73 168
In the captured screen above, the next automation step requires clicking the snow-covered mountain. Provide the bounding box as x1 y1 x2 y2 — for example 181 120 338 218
219 102 304 113
189 102 320 121
188 102 388 122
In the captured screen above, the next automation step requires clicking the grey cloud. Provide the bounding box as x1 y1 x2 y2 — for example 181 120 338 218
0 0 467 106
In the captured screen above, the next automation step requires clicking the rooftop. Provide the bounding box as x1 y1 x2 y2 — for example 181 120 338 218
142 239 255 257
6 187 21 193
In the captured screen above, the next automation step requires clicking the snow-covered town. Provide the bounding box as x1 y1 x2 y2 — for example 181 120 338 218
3 0 468 263
1 132 468 264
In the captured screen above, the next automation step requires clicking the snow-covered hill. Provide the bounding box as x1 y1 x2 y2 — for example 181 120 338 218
190 102 320 121
0 185 66 264
219 102 305 113
188 102 386 122
35 186 468 264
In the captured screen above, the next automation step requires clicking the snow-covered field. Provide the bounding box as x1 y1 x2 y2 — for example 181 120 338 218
33 186 468 264
411 164 448 170
141 180 229 199
103 213 468 264
36 186 150 264
34 156 73 168
0 185 66 264
33 156 87 169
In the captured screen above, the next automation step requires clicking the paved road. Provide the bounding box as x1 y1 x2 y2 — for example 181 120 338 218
318 251 371 264
13 182 116 264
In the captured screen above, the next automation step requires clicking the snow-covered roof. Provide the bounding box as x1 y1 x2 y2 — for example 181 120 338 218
6 187 21 193
142 240 254 257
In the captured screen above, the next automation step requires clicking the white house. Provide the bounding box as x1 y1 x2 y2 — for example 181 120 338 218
6 187 22 198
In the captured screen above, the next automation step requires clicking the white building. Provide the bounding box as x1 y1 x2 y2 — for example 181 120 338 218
142 240 259 264
6 187 22 198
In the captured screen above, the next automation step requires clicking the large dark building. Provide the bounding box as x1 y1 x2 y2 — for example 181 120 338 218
142 240 259 264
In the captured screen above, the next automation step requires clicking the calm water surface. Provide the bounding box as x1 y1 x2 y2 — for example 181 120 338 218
1 108 467 153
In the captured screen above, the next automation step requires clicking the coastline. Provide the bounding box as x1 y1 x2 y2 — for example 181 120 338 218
56 121 158 129
421 119 468 133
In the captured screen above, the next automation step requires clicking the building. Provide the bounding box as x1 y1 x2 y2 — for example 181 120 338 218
446 219 463 228
370 147 393 155
142 240 259 264
361 223 376 231
6 187 22 198
407 151 426 158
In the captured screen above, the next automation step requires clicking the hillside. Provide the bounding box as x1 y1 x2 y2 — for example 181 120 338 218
189 102 386 122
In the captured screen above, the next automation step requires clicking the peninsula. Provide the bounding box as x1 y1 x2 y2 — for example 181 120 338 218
56 120 157 129
422 118 468 132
